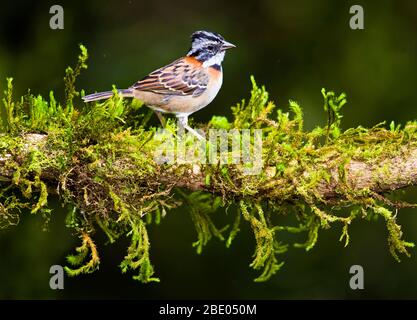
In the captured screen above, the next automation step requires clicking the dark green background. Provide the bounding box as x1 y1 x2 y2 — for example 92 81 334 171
1 0 417 299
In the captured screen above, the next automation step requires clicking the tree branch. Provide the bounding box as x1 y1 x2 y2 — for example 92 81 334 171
1 52 416 282
2 134 417 202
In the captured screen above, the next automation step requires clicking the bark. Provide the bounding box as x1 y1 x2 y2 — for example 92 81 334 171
1 133 416 203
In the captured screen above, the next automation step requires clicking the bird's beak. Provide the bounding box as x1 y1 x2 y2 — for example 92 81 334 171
221 41 236 50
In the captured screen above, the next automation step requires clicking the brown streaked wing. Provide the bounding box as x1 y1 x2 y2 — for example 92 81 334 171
130 58 209 97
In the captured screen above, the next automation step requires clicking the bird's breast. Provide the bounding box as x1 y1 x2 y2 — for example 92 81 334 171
204 64 223 102
133 65 223 115
169 69 222 115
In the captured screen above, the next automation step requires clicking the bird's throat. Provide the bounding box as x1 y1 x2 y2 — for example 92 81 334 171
202 51 225 68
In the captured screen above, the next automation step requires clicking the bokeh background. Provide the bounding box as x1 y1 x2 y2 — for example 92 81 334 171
1 0 417 299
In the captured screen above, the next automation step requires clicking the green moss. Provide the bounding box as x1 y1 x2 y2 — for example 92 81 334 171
65 232 100 276
179 190 224 254
209 116 232 130
0 45 416 283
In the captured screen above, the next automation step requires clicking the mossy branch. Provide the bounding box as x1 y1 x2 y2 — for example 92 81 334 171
1 45 417 283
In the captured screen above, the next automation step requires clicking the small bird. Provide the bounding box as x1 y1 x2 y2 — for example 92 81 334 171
83 30 235 140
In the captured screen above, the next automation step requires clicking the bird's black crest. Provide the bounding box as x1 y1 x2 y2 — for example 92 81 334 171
191 30 225 43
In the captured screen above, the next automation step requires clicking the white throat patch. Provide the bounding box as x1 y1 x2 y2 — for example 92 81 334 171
202 51 225 68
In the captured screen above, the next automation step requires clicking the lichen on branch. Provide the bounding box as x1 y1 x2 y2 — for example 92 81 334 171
1 45 417 283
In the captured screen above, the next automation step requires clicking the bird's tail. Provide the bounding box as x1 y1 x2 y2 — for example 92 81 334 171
82 89 134 102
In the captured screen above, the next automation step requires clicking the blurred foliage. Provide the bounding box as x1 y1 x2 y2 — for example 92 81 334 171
1 0 417 299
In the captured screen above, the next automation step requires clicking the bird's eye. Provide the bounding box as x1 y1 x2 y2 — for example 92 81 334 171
207 45 214 51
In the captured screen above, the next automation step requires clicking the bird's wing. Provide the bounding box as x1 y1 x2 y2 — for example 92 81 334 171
130 57 209 97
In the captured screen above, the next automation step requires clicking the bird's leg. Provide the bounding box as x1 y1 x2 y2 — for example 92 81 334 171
154 111 167 128
176 115 206 141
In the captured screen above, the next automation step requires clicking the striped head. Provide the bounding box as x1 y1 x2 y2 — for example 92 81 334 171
187 30 235 67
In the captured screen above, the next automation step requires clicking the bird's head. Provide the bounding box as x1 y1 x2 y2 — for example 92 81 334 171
187 30 235 67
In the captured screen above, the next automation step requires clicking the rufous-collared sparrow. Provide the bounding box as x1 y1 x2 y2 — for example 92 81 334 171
83 30 235 140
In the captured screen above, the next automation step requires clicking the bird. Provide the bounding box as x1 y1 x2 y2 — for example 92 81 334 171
82 30 235 141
